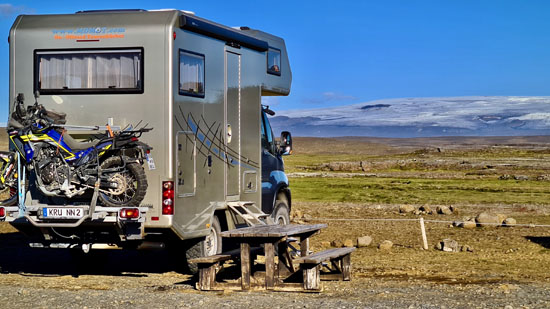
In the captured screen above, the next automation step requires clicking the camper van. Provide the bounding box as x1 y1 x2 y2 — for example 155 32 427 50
2 9 293 267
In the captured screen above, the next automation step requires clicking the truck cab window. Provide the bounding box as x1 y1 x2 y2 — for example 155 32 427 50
35 48 143 94
179 50 205 97
261 111 275 153
267 48 281 76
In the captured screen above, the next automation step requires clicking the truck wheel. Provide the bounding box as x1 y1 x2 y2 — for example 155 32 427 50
98 157 148 207
271 200 290 225
185 215 222 274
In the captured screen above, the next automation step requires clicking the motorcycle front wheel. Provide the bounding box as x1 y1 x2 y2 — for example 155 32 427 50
98 157 148 207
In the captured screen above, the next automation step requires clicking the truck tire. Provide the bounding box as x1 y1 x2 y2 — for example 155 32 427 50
271 200 290 225
185 215 222 274
98 156 148 207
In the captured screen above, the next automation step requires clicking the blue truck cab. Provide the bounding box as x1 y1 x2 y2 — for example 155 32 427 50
261 106 292 224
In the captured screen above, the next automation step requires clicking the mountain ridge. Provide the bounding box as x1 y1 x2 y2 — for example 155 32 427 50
270 96 550 137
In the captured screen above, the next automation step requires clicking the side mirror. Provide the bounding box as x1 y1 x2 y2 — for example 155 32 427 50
279 131 292 156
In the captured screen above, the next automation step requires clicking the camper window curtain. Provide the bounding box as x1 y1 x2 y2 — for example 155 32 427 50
179 50 205 97
36 49 143 94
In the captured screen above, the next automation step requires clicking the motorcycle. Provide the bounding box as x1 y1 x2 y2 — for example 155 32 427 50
0 92 154 207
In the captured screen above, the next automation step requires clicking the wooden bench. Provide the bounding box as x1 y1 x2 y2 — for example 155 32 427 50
294 247 356 290
190 247 262 290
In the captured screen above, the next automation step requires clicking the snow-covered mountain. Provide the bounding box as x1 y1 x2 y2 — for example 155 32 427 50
270 96 550 137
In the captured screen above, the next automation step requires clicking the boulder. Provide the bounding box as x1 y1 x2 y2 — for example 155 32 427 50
343 239 354 247
357 236 373 248
475 212 501 227
496 214 508 224
302 214 313 222
331 240 343 248
460 220 477 229
437 206 453 215
378 240 393 251
399 204 415 214
293 210 304 219
437 239 460 252
460 244 474 252
503 217 517 227
419 205 433 214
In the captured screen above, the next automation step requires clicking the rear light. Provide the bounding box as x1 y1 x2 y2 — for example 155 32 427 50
162 181 174 215
131 137 139 142
119 207 140 219
0 207 5 218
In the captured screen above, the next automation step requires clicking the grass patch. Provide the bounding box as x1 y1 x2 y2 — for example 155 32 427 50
290 176 550 205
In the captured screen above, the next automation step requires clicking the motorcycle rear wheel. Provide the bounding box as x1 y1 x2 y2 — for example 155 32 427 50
0 159 26 206
0 184 18 206
98 157 148 207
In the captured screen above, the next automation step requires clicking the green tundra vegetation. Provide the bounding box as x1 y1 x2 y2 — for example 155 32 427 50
285 137 550 207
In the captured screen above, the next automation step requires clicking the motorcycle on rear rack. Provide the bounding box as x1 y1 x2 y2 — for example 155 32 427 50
0 92 154 207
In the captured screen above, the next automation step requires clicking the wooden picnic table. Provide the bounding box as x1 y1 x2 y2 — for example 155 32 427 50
220 224 327 291
191 223 355 292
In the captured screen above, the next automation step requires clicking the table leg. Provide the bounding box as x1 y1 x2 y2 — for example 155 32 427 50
277 241 291 278
240 242 251 290
265 242 275 289
300 237 309 257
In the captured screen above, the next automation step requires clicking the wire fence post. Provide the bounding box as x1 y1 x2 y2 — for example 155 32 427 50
419 217 428 250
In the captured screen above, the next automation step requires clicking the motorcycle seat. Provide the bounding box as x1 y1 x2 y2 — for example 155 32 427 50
62 133 103 151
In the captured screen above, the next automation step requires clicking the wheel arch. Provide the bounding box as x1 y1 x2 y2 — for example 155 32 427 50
273 184 291 214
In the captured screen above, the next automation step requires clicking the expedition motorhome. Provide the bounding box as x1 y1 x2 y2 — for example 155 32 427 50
1 9 293 270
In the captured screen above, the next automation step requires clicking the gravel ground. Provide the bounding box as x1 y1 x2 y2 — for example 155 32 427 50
1 276 549 308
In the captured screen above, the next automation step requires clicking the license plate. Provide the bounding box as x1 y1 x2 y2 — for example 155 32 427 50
42 207 83 219
146 153 156 170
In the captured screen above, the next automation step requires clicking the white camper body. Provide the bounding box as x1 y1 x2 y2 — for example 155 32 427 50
4 9 292 252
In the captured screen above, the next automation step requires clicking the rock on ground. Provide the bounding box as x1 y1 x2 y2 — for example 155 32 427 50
460 220 477 229
331 240 343 248
496 214 508 224
343 239 354 247
503 217 517 227
357 236 373 247
399 204 416 214
378 240 393 251
475 212 501 227
419 205 433 214
436 206 453 215
436 239 459 252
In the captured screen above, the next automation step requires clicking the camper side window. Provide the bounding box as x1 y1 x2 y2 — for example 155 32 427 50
267 48 281 76
35 48 143 94
179 50 205 98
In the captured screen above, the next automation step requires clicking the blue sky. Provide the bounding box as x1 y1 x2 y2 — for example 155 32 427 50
1 1 550 121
